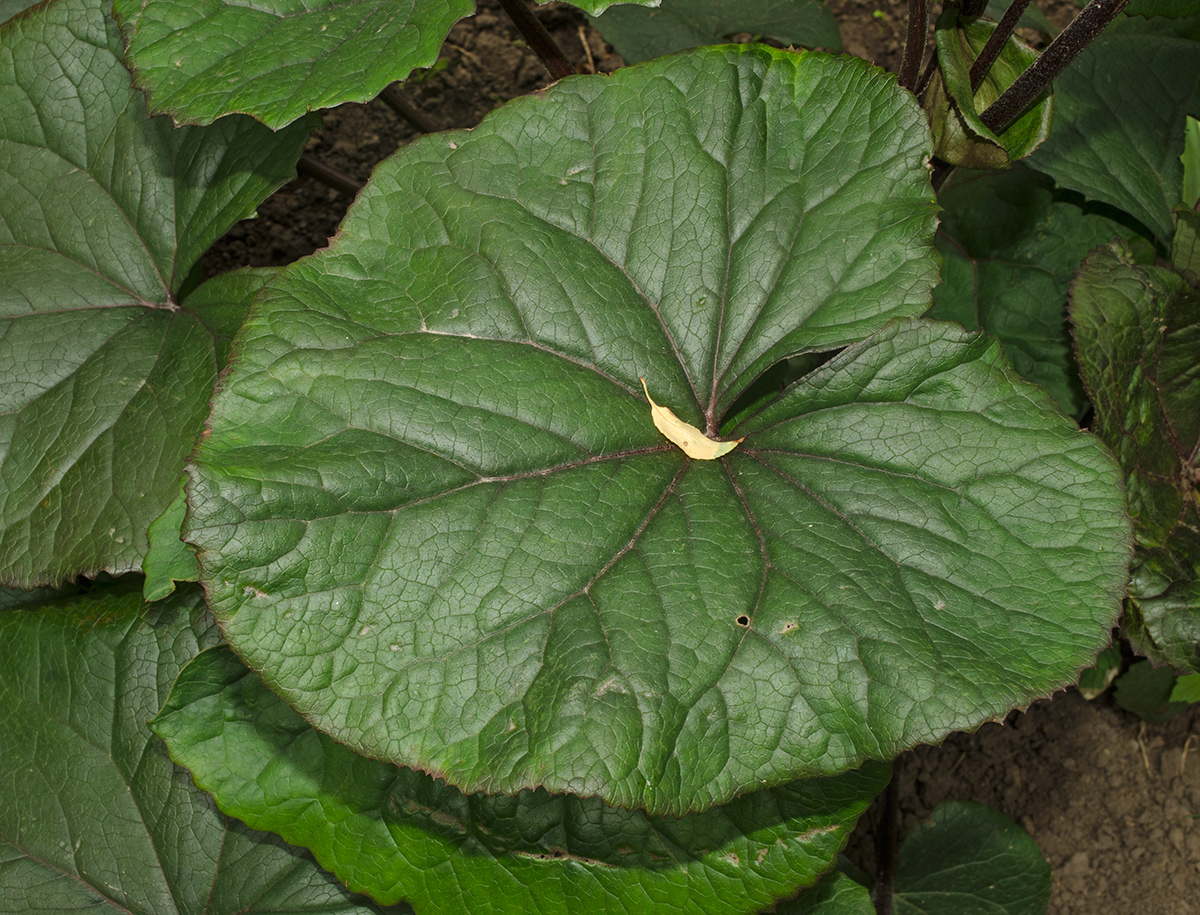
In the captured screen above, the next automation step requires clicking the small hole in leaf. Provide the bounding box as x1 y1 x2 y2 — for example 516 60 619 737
736 614 751 628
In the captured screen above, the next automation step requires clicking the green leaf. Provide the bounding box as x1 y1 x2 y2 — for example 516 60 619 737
0 0 312 587
0 584 407 914
185 47 1130 816
1184 116 1200 209
1077 644 1122 700
143 481 198 601
113 0 655 129
767 869 875 914
1170 671 1200 703
923 10 1052 169
1071 239 1200 672
590 0 841 66
1026 15 1200 246
930 166 1127 414
1125 538 1200 673
893 801 1051 915
1113 659 1190 722
1174 208 1200 287
984 0 1058 37
1126 0 1199 17
1070 241 1199 550
113 0 469 129
154 645 888 914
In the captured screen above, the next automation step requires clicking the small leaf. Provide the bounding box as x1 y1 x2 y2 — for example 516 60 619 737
893 802 1051 915
1077 644 1122 700
1114 659 1190 723
153 646 889 915
641 378 742 459
923 10 1052 169
1170 671 1200 703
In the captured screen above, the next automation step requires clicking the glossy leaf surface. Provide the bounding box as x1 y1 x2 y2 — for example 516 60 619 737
155 645 888 914
0 0 311 586
0 584 407 914
186 47 1130 815
114 0 656 128
590 0 841 66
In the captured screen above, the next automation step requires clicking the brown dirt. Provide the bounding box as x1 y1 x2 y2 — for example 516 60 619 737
201 3 1200 913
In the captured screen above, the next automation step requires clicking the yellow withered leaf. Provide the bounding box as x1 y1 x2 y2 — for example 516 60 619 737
640 377 743 460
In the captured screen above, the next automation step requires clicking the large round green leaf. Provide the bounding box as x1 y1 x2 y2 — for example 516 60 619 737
0 0 312 587
154 645 888 914
185 47 1129 815
0 584 407 914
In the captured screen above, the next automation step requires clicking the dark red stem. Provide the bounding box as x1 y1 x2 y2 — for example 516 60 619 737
377 84 439 134
296 154 363 197
899 0 930 91
980 0 1131 136
496 0 574 80
969 0 1034 91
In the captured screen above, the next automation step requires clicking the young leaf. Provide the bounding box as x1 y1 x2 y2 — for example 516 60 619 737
0 0 312 587
0 584 404 914
185 47 1129 816
923 10 1052 169
154 645 888 915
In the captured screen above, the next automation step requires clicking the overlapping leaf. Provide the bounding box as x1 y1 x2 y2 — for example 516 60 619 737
1026 13 1200 246
0 0 311 587
0 583 408 914
113 0 656 129
923 11 1051 169
1071 240 1200 671
154 645 888 914
930 166 1129 415
186 47 1130 816
590 0 841 66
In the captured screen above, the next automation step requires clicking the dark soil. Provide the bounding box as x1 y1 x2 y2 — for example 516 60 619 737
201 3 1200 913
